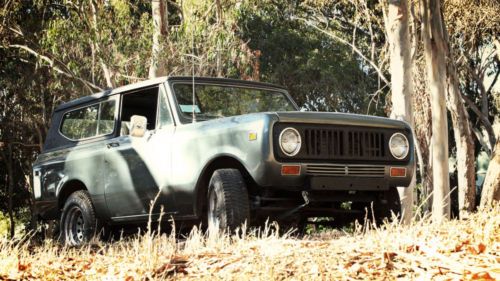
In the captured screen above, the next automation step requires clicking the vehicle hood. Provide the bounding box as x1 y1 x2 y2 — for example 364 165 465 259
274 111 410 130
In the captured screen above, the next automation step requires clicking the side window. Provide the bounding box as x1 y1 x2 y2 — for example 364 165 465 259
61 104 99 139
98 100 116 135
158 86 173 128
60 100 116 140
120 87 159 135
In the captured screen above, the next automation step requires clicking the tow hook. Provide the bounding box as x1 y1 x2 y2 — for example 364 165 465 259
277 191 310 220
301 191 310 207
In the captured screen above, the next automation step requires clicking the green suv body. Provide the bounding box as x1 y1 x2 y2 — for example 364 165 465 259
33 77 414 245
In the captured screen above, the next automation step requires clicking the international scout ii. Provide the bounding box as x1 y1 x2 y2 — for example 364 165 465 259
33 77 414 245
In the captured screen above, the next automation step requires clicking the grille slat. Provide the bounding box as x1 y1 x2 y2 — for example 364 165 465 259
307 164 385 177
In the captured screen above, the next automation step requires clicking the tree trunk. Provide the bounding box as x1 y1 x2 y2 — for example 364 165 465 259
89 1 114 89
480 139 500 208
1 145 15 238
422 0 450 222
441 11 476 215
149 0 168 78
385 0 414 224
445 64 476 216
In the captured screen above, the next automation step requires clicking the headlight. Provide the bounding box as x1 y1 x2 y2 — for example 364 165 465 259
279 127 301 156
389 133 409 159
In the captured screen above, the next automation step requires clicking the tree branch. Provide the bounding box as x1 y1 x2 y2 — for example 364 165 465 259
461 93 496 146
485 59 499 95
8 44 103 92
295 17 390 86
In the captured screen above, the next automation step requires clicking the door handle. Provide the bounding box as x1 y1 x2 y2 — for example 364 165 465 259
106 142 120 148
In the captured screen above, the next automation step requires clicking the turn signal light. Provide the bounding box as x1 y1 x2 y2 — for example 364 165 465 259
390 167 407 177
281 165 301 175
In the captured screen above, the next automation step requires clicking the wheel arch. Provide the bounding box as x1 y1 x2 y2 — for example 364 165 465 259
193 155 256 218
57 179 88 211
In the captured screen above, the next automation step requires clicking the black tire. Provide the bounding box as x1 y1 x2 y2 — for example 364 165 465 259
60 190 100 246
207 169 250 232
373 187 402 224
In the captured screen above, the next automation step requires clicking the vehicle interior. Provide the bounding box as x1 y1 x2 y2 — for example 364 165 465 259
120 87 159 135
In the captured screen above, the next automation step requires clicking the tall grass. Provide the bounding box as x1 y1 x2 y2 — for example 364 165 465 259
1 204 498 280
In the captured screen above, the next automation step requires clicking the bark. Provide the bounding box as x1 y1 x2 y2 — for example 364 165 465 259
440 8 476 215
480 139 500 208
469 71 496 152
445 61 476 216
149 0 168 78
422 0 450 222
385 0 414 224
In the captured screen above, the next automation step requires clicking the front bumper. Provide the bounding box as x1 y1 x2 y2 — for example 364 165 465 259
253 161 415 190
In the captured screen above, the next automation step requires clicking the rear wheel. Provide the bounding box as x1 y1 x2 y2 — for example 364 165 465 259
207 169 250 233
60 190 100 246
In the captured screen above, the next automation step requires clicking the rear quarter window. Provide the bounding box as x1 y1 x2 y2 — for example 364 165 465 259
60 100 116 140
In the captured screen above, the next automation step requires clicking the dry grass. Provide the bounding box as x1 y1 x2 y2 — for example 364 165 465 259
1 205 499 281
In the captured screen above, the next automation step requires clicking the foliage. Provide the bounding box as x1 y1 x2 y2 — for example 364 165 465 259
237 1 382 113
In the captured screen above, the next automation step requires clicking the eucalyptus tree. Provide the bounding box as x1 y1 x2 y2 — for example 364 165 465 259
422 0 450 222
384 0 415 223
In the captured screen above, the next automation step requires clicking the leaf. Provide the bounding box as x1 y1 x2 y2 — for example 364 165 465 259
467 243 487 255
454 239 470 252
153 256 189 277
470 272 495 281
17 262 30 272
404 244 420 253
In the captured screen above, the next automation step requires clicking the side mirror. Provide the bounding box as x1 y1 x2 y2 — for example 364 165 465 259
129 115 147 137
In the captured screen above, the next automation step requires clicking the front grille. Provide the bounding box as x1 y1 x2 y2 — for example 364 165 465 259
306 164 385 177
304 128 386 159
273 123 411 163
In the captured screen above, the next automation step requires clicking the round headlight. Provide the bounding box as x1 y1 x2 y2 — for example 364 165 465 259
389 133 409 159
279 127 301 156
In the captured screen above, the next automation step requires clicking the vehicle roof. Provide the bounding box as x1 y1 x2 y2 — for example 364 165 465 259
54 76 287 112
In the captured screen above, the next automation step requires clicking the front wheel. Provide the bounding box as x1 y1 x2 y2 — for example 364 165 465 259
60 190 100 246
207 169 250 233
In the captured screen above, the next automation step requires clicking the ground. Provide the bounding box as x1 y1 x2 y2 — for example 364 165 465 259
0 205 499 280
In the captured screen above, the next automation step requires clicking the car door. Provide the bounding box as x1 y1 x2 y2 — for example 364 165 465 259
104 85 176 221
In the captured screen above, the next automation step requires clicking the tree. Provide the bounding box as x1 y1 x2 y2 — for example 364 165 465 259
149 0 168 78
444 38 476 217
384 0 415 223
255 1 386 114
422 0 450 222
480 139 500 208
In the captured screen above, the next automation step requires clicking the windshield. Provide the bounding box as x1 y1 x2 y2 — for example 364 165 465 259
173 83 297 122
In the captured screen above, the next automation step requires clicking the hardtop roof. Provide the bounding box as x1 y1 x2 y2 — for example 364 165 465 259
54 76 287 112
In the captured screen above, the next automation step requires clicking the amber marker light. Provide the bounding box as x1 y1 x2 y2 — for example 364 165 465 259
281 165 301 175
390 167 407 177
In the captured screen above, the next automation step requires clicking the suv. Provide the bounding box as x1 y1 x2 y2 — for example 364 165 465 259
33 77 414 245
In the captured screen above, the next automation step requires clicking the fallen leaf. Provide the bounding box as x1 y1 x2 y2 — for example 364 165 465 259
467 243 487 255
17 262 30 271
404 244 420 253
470 271 495 280
383 252 397 261
154 256 189 277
